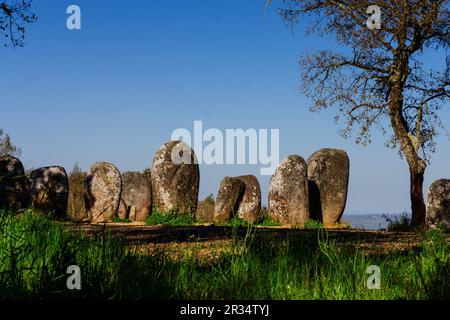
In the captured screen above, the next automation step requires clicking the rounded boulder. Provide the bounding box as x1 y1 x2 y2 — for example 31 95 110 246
307 148 349 227
426 179 450 230
151 141 200 214
84 162 122 223
269 155 309 226
29 166 69 217
214 177 245 223
236 175 262 224
119 171 152 222
0 155 30 210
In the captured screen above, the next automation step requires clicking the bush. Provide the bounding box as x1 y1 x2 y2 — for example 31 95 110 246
67 163 87 221
146 207 195 226
0 129 21 157
112 217 130 223
258 217 282 227
196 194 215 223
304 219 325 229
384 212 412 231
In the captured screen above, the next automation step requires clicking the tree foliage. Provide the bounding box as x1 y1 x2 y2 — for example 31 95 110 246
275 0 449 158
0 129 21 157
270 0 449 225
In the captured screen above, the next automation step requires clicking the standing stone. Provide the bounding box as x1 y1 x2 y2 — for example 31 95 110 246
214 177 245 223
0 156 30 210
84 162 122 223
307 148 350 228
268 155 309 226
118 171 152 222
29 166 69 217
151 141 200 214
426 179 450 230
236 175 262 224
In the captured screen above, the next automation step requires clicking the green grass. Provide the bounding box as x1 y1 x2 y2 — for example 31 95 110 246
258 217 282 227
304 219 325 229
384 212 413 231
145 211 195 227
0 209 449 299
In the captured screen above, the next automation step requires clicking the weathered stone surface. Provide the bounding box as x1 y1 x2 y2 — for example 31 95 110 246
0 156 30 210
151 141 200 214
214 177 245 223
29 166 69 217
236 175 262 224
426 179 450 230
118 171 152 222
268 155 309 226
84 162 122 223
307 148 350 227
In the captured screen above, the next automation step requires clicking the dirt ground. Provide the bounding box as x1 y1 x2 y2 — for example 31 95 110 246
64 222 450 260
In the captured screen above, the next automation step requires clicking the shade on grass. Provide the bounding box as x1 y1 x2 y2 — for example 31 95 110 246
0 210 449 299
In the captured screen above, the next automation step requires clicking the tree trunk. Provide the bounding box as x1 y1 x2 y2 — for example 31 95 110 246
388 56 427 228
409 166 426 227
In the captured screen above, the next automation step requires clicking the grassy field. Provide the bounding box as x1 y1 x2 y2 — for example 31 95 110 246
0 209 449 300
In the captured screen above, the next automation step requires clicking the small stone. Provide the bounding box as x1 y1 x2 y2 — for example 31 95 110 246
269 155 309 226
236 175 262 224
0 155 30 210
214 177 245 223
84 162 122 223
426 179 450 230
118 171 152 222
29 166 69 217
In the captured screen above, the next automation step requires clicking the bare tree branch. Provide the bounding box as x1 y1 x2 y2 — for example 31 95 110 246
0 1 37 48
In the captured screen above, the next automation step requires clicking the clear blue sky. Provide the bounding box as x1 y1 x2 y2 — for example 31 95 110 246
1 0 449 215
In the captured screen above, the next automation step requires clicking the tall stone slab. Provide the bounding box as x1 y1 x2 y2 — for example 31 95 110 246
236 175 262 224
307 149 349 227
269 155 309 226
151 141 200 214
84 162 122 223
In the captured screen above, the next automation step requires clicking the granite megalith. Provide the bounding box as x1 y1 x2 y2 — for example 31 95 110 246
84 162 122 223
29 166 69 217
0 155 30 210
307 148 349 227
151 141 200 214
236 175 262 224
269 155 309 226
118 171 152 222
426 179 450 230
213 177 245 223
